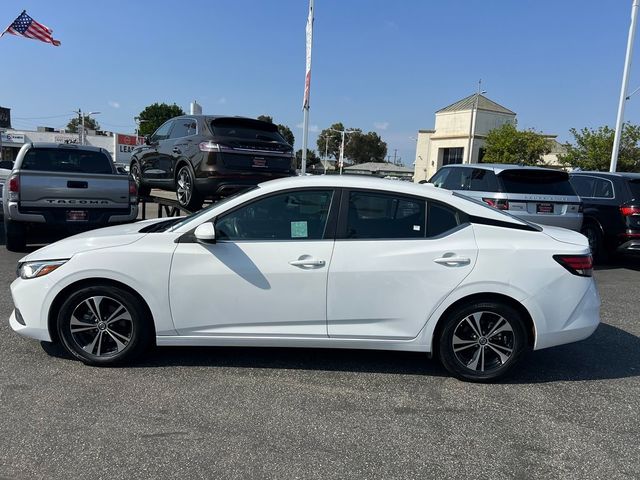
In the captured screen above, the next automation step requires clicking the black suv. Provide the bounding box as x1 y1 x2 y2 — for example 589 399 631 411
130 115 295 210
569 171 640 259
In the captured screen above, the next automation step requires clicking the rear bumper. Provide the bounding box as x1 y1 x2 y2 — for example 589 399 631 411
194 174 292 197
530 280 600 350
4 201 138 225
617 238 640 254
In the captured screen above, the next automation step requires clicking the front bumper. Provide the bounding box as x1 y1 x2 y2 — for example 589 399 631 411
9 273 58 343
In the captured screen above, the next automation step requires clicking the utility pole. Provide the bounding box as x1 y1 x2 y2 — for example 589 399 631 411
611 0 640 172
393 149 398 165
73 108 82 144
329 127 357 174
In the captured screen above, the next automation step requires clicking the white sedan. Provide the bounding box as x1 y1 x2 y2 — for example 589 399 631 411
9 176 600 381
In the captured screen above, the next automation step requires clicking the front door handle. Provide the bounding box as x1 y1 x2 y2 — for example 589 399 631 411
172 147 181 154
434 256 471 267
289 258 326 268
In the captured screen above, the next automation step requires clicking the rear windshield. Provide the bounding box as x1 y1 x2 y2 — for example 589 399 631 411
629 179 640 200
21 148 113 174
211 119 285 143
498 170 576 195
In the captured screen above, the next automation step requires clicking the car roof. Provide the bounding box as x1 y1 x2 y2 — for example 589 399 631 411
26 142 107 153
172 114 265 122
441 163 565 174
570 170 640 180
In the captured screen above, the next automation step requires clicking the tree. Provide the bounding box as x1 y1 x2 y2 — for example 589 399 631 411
67 115 100 133
317 123 346 160
295 149 320 170
257 115 295 147
137 103 185 136
560 124 640 172
345 131 387 164
483 123 552 165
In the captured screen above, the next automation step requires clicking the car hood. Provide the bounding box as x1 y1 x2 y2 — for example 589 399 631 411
541 225 589 247
20 218 169 262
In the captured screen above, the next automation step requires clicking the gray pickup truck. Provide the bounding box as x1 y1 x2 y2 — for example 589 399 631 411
3 143 138 251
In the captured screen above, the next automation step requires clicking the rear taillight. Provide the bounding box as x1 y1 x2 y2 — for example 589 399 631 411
7 174 19 201
553 254 593 277
129 179 138 203
482 198 509 210
199 141 224 152
620 205 640 216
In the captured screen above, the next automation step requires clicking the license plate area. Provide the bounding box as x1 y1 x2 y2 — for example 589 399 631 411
67 210 88 221
536 203 554 214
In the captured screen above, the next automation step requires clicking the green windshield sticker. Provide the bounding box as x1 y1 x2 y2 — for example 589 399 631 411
291 221 308 238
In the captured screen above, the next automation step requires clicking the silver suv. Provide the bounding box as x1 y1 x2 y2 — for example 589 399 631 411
429 164 583 231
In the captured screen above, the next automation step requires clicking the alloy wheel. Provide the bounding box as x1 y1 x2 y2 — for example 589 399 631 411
130 162 141 187
176 167 192 206
451 311 514 373
69 295 133 357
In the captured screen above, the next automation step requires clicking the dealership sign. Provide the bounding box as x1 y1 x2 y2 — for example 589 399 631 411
115 134 143 162
0 132 25 144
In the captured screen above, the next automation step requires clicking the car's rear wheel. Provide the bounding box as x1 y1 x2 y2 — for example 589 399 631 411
581 222 607 262
130 160 151 197
176 164 203 211
4 219 26 252
56 284 152 366
438 301 528 382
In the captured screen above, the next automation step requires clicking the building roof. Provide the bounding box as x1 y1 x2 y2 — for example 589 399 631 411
344 162 413 173
436 94 516 115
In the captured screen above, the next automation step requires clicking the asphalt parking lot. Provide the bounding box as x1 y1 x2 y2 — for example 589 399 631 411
0 236 638 479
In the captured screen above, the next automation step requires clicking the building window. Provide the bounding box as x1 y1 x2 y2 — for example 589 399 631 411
442 147 464 165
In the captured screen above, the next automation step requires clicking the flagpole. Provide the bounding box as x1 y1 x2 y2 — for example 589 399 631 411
301 0 314 175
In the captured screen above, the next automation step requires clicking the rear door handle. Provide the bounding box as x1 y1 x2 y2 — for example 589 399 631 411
172 147 181 154
289 258 326 268
434 256 471 266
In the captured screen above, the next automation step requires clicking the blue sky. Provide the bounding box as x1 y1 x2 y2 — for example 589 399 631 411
1 0 639 165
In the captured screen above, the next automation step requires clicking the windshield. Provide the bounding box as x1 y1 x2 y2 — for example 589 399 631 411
21 148 113 174
498 170 576 195
167 186 259 232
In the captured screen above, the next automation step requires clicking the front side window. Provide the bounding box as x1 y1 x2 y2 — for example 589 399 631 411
429 168 450 188
443 167 472 191
346 191 425 239
216 190 334 241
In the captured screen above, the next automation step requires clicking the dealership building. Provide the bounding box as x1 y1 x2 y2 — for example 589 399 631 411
0 106 141 166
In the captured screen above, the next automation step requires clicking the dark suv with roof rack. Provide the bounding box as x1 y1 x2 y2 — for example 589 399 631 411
569 171 640 260
129 115 295 211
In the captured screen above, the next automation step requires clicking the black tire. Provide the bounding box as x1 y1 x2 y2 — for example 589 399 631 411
175 164 203 211
438 301 528 382
40 340 71 359
130 160 151 197
581 222 607 263
4 219 26 252
56 284 153 366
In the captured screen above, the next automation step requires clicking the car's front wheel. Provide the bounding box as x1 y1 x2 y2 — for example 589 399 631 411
438 301 528 382
56 284 153 366
176 164 203 211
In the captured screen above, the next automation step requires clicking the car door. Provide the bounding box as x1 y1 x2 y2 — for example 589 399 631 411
169 188 338 336
167 117 199 180
140 120 174 184
327 189 478 339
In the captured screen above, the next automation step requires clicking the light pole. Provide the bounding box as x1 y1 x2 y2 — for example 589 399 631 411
317 134 330 174
611 0 640 172
134 117 148 138
329 127 357 174
466 81 486 164
82 111 100 145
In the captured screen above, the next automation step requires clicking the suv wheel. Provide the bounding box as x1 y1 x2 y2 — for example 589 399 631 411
438 301 528 382
4 219 26 252
176 165 203 211
130 160 151 197
582 222 606 262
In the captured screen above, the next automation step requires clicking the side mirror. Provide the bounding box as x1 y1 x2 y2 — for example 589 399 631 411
144 135 154 145
194 222 216 243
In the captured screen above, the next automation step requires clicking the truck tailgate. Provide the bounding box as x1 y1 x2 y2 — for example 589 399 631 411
18 171 131 209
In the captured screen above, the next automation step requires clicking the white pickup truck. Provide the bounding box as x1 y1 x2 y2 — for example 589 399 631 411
3 143 138 251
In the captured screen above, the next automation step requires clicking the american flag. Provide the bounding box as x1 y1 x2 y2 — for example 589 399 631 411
1 11 61 46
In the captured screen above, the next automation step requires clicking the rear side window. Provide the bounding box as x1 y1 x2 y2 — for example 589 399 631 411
499 170 576 195
427 203 461 237
468 168 499 192
628 179 640 200
212 118 285 142
570 176 595 197
170 119 197 138
21 148 113 174
346 191 425 239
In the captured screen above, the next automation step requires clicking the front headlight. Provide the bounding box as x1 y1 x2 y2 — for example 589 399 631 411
18 260 68 279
